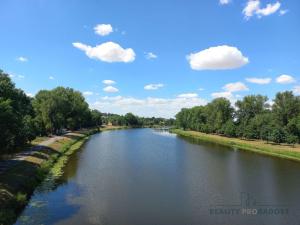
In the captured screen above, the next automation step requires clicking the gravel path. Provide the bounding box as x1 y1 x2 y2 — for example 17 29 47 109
0 135 66 174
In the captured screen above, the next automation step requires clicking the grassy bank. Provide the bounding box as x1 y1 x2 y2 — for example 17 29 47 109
171 129 300 162
100 125 128 131
0 129 99 225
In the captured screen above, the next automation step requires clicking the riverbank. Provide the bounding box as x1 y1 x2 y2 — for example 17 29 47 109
171 129 300 162
0 126 125 225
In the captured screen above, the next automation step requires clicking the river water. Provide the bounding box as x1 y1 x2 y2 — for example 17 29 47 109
15 129 300 225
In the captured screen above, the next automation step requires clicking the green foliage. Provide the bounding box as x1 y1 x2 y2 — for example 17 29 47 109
175 108 190 130
175 92 300 144
176 98 234 134
0 70 36 153
269 127 286 144
90 109 102 127
0 69 106 154
206 98 234 133
222 120 236 137
33 87 92 133
272 91 300 126
0 209 16 225
101 112 172 127
124 113 139 127
286 134 298 146
235 95 269 138
2 66 300 154
286 116 300 138
139 116 174 127
15 192 27 205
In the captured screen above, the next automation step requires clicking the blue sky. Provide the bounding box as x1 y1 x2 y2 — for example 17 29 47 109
1 0 299 118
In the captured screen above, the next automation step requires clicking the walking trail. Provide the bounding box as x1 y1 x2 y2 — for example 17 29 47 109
0 135 66 175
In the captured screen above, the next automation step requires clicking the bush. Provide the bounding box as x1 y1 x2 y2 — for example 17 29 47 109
15 192 27 205
270 127 286 144
222 120 236 137
286 134 298 146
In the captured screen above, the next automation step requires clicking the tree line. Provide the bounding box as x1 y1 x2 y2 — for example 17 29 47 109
0 70 173 154
0 70 103 153
102 113 175 127
175 92 300 145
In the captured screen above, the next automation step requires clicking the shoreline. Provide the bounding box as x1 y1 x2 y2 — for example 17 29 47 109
0 126 126 225
171 129 300 163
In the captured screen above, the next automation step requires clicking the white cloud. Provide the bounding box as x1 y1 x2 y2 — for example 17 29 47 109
17 56 28 62
94 24 113 36
293 86 300 95
279 9 288 16
102 80 116 85
246 77 271 84
73 41 135 63
198 88 205 91
212 91 233 99
243 0 281 19
144 83 164 90
223 82 249 92
91 95 207 118
267 99 274 107
26 93 34 97
145 52 157 59
83 91 93 96
243 0 260 18
177 93 198 98
256 2 281 17
49 76 55 80
211 91 239 104
276 74 296 84
219 0 231 5
103 86 119 93
8 72 25 79
187 45 249 70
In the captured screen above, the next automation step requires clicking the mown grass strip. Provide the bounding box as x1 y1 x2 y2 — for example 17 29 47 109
171 129 300 162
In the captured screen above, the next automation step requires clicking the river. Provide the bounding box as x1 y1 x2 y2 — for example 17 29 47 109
15 129 300 225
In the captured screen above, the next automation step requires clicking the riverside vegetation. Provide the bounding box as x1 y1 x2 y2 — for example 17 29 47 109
174 92 300 160
175 93 300 145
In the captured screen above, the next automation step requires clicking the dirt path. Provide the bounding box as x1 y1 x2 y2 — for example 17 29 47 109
0 135 66 174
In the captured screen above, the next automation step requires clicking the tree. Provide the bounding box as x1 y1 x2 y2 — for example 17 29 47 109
242 112 273 140
91 110 102 127
286 134 298 146
124 113 139 127
103 113 126 126
33 87 90 134
0 70 36 153
173 91 300 145
235 95 269 137
269 127 286 144
272 91 300 127
286 116 300 141
222 120 236 137
175 108 191 130
190 106 207 131
206 98 234 133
